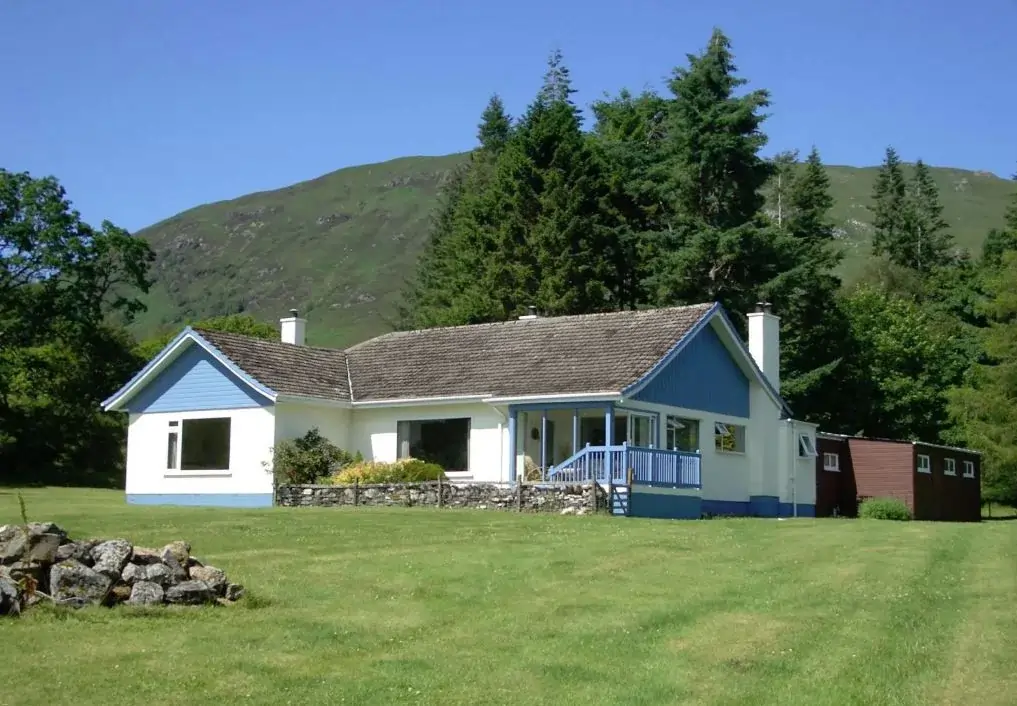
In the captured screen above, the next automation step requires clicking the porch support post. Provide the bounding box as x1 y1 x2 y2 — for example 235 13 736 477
572 408 579 457
540 409 548 473
605 405 615 483
508 408 518 482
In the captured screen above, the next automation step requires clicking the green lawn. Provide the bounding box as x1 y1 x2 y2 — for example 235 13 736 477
2 488 1016 705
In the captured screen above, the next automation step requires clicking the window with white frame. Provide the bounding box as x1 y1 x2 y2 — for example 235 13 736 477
917 454 931 474
798 433 818 458
944 457 956 476
823 452 840 472
166 421 179 470
177 417 231 471
963 460 975 478
666 416 700 452
714 422 746 453
396 418 470 471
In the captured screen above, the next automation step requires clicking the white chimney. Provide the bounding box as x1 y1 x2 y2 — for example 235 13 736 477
280 309 306 346
747 301 780 392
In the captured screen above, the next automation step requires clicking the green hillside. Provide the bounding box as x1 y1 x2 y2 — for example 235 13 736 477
132 155 1014 347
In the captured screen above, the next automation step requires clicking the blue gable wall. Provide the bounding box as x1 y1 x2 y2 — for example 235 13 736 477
124 344 272 413
633 324 750 417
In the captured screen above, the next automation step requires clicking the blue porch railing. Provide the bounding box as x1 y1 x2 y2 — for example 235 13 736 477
545 443 701 488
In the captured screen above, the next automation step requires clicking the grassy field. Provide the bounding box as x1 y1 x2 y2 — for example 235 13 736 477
2 488 1016 706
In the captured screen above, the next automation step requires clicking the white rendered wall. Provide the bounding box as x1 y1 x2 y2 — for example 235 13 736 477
349 403 508 482
274 401 351 451
125 406 276 496
778 420 818 507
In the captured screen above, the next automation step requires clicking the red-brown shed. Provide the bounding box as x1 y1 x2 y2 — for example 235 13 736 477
815 434 981 522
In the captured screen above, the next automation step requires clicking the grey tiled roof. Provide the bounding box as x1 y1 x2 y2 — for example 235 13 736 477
344 304 715 402
195 303 715 403
194 328 351 402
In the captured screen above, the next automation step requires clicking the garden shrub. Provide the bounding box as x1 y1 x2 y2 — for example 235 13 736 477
271 428 355 485
858 497 912 521
331 458 445 484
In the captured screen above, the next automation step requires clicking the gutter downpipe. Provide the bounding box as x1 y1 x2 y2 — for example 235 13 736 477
790 419 798 518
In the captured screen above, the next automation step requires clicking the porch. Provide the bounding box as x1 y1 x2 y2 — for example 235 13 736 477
508 403 701 488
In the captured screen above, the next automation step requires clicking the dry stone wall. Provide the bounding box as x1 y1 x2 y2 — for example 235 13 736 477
276 481 608 514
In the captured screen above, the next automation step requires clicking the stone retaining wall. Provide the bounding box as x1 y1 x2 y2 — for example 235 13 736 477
275 481 608 514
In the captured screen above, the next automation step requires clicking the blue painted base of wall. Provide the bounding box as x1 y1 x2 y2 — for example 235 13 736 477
701 497 816 518
630 491 702 519
126 494 274 508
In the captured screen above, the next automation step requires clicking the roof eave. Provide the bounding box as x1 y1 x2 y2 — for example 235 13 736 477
101 327 278 412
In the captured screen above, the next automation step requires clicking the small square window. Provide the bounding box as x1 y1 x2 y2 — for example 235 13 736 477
917 454 931 474
963 460 975 478
714 422 745 453
944 458 956 476
798 434 818 458
823 452 840 472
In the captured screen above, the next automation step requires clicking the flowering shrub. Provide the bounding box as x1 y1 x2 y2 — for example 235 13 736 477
331 458 445 484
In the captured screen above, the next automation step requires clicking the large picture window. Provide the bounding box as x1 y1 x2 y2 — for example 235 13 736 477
397 418 470 471
180 417 232 471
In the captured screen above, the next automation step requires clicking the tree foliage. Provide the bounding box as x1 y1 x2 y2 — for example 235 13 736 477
947 252 1017 506
0 169 154 486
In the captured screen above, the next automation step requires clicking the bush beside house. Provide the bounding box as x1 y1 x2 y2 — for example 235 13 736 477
859 497 912 521
270 428 445 486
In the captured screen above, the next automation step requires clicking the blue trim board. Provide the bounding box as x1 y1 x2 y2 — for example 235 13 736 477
127 494 274 508
123 343 272 413
507 401 617 412
630 490 702 519
701 497 816 518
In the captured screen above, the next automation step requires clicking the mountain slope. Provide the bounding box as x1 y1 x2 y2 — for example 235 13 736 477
132 155 1014 347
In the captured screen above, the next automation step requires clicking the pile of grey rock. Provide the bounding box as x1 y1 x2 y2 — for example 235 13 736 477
0 522 244 616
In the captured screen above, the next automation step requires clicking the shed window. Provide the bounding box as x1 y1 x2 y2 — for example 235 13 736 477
917 454 931 474
714 422 745 453
963 460 975 478
944 458 956 476
180 418 231 471
798 434 818 458
396 418 470 471
666 416 700 452
823 452 840 472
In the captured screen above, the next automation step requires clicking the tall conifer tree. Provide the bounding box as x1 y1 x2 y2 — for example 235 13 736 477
645 29 784 317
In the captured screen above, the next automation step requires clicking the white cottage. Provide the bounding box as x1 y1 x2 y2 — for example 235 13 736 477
102 303 818 517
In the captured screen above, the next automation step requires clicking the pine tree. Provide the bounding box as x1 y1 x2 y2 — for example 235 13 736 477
591 89 670 307
948 251 1017 506
477 95 511 156
401 98 517 327
766 147 855 428
645 29 784 317
907 158 953 272
870 146 909 264
785 147 835 246
502 50 625 315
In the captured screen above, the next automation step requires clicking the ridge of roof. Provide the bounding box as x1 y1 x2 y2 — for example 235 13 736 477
344 303 716 352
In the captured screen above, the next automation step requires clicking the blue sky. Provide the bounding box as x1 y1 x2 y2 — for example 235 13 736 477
3 0 1015 232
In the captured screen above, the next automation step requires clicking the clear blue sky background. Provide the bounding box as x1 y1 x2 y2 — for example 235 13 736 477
3 0 1015 232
